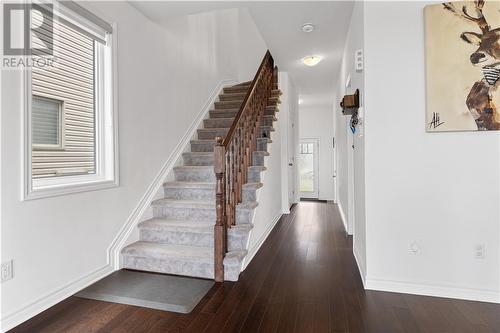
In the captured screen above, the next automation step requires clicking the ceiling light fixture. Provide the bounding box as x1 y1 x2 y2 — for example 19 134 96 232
301 23 315 33
301 55 323 67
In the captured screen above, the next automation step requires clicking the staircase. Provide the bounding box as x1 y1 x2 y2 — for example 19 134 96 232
122 53 280 281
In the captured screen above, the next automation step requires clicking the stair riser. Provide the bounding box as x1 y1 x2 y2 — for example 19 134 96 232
164 186 257 202
175 167 262 183
214 101 242 109
260 127 273 139
191 139 268 153
242 188 257 202
209 110 238 118
223 87 249 94
174 168 215 182
253 154 265 167
248 169 263 183
261 117 275 127
152 206 253 224
210 109 276 119
191 141 216 152
198 128 229 140
139 229 248 251
183 154 214 166
164 187 214 200
219 95 245 101
204 118 234 128
122 256 240 281
257 140 268 151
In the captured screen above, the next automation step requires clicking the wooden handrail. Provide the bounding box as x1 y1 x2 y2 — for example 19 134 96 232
222 50 272 147
214 51 278 282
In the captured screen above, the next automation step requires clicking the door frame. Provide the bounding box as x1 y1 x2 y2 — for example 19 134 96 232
347 130 355 235
345 75 355 236
299 138 320 199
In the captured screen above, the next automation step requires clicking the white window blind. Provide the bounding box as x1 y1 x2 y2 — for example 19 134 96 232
32 96 62 147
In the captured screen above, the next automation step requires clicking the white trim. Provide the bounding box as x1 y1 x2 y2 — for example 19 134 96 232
241 212 282 271
353 244 366 287
0 3 3 327
365 277 500 304
0 264 114 332
346 125 355 235
107 79 237 269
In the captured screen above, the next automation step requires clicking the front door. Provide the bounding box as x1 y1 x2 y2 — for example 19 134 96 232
298 138 319 199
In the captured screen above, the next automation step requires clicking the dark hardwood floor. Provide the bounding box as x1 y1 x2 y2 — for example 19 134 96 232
9 202 500 332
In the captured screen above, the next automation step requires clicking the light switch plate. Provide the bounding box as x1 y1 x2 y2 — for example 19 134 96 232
355 49 364 72
1 260 13 283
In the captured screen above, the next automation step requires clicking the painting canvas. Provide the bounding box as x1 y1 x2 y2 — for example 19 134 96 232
425 1 500 132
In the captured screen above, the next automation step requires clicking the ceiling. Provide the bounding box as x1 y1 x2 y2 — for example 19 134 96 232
131 1 354 110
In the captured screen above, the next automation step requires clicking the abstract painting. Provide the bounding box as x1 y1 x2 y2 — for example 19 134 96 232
425 0 500 132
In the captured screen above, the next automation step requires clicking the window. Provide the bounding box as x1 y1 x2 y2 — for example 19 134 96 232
25 1 117 199
32 96 64 149
299 143 313 154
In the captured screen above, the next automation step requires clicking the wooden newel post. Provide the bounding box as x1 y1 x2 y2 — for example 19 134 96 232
214 136 226 282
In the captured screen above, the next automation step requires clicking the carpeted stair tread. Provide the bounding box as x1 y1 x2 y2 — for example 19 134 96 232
164 181 262 189
139 219 214 233
151 198 259 210
254 151 270 156
242 182 263 190
163 181 215 189
122 241 247 265
139 218 253 233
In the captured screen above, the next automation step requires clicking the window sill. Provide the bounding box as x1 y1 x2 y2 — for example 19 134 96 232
25 177 119 200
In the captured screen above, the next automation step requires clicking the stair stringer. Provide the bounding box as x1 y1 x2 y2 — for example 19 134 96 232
109 79 237 269
238 109 284 272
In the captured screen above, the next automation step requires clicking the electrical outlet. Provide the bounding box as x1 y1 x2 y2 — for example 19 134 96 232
474 244 486 259
1 260 13 283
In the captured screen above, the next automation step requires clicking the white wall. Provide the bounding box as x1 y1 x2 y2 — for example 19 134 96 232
363 1 500 302
243 118 283 268
0 3 269 330
335 1 366 280
236 9 268 82
299 107 335 201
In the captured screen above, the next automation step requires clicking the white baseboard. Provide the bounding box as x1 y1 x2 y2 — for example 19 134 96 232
241 212 282 270
0 265 114 332
106 78 237 269
353 245 366 287
365 277 500 304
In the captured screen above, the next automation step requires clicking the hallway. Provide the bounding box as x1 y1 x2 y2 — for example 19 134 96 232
10 202 500 333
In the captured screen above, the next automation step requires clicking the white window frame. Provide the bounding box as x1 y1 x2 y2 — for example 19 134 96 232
23 5 119 200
